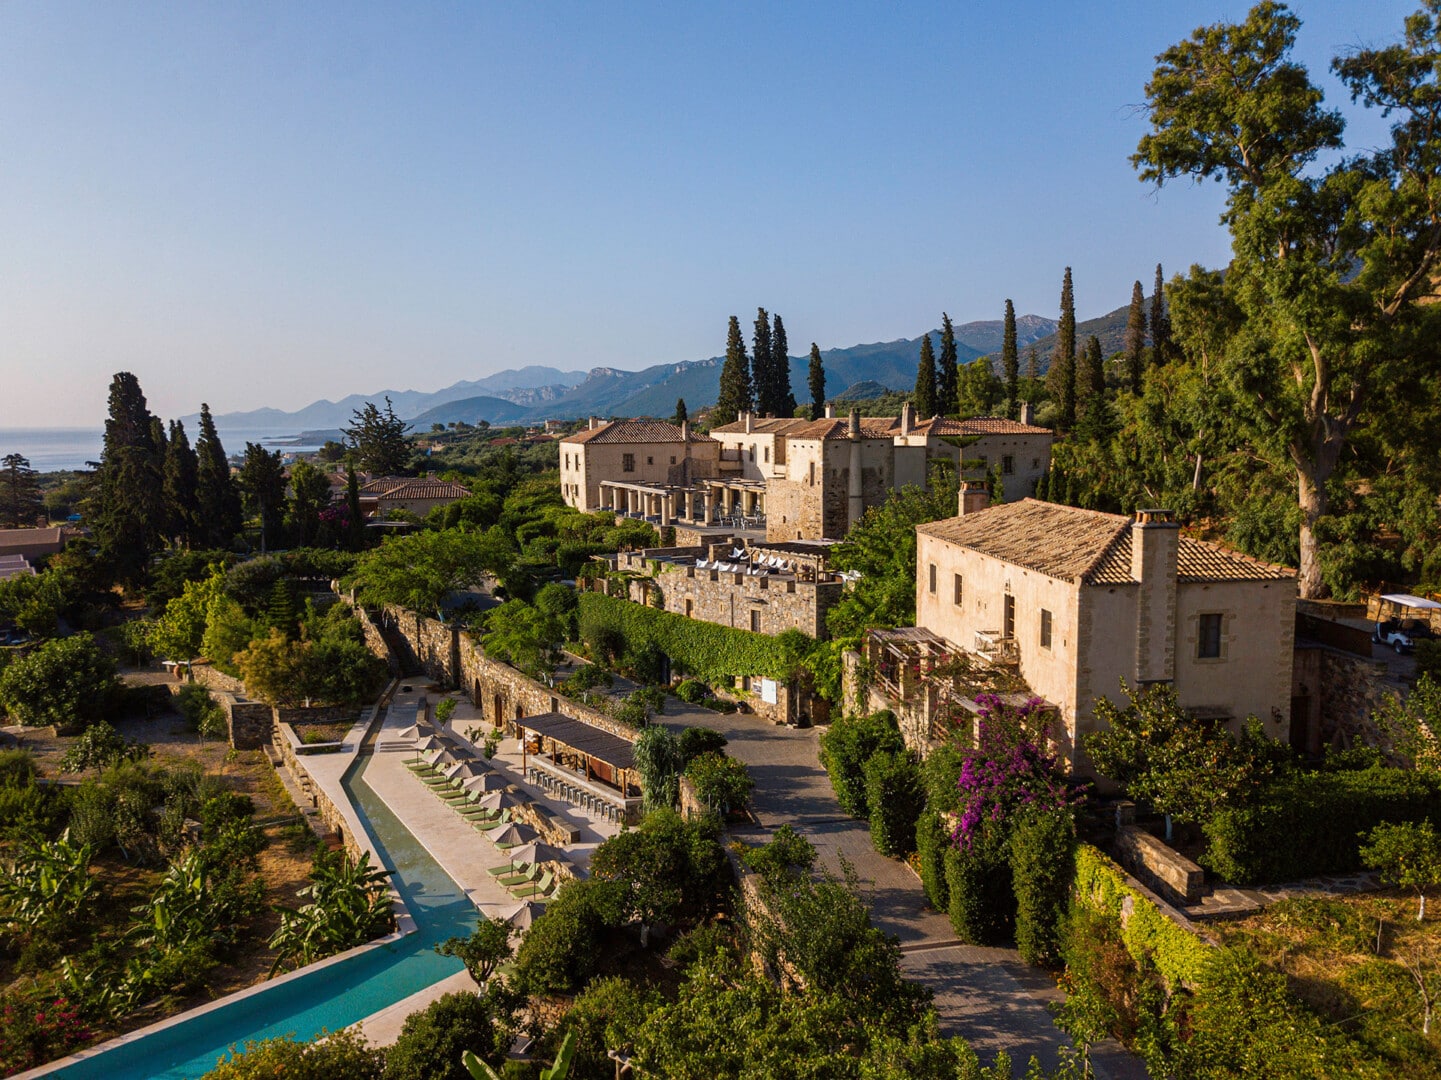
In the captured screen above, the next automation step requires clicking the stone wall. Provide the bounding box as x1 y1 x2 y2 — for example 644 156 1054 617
1114 826 1205 906
189 662 244 695
1317 647 1404 750
355 606 402 675
276 704 362 729
226 698 274 750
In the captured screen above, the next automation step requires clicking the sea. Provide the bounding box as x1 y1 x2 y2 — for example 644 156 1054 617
0 427 328 474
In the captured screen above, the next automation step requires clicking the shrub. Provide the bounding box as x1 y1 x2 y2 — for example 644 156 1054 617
632 726 683 812
0 748 37 789
676 725 726 765
0 990 91 1076
683 752 753 815
674 678 707 704
742 825 817 883
919 742 967 814
1010 807 1076 967
201 1029 384 1080
1202 764 1441 884
944 823 1014 946
1415 639 1441 684
914 809 951 911
551 976 660 1080
863 749 924 857
382 989 516 1080
0 633 119 731
818 711 903 819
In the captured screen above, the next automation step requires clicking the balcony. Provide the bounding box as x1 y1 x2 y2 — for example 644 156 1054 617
973 630 1019 666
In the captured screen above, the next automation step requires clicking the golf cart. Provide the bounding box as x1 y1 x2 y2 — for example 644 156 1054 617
1372 593 1441 653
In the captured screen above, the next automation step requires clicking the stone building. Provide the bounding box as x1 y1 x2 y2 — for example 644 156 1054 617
709 404 1053 542
882 490 1296 769
359 477 471 519
559 419 724 516
598 538 844 638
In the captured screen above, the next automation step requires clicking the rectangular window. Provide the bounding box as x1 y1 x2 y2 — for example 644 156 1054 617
809 462 816 485
622 453 635 473
564 453 570 470
1003 594 1015 639
1040 608 1052 649
953 574 963 606
928 563 937 594
749 445 755 461
647 456 653 465
1198 613 1223 659
685 599 693 618
750 609 761 632
1002 455 1015 475
764 446 770 462
670 456 676 465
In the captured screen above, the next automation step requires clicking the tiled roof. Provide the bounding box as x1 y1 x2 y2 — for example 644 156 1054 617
562 421 716 445
916 499 1294 584
730 414 1051 441
361 477 471 500
917 416 1051 436
708 417 812 435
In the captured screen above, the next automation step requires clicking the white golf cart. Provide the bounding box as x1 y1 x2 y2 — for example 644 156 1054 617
1372 593 1441 653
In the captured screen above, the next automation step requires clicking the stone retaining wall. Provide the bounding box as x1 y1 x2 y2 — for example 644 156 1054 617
189 661 245 695
1114 825 1205 906
356 606 402 675
1318 647 1403 750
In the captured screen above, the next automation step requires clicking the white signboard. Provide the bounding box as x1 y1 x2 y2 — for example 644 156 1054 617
760 678 778 705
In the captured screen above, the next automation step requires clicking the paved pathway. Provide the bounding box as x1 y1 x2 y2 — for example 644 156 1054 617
659 702 1148 1079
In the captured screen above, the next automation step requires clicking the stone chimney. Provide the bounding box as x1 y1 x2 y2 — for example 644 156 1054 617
1131 509 1179 685
744 411 754 434
588 416 599 430
900 401 915 436
824 403 835 419
958 479 990 517
1019 401 1034 426
680 419 690 441
848 407 860 438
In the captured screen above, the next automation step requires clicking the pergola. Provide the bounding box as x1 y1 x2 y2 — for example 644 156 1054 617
516 712 640 798
597 478 767 528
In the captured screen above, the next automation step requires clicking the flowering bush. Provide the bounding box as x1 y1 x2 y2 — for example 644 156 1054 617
0 991 91 1075
952 695 1078 850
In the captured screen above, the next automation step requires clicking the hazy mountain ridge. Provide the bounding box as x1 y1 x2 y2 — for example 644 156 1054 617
195 316 1058 430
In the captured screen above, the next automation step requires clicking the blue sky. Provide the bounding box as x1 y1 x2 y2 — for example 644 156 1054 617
0 1 1415 426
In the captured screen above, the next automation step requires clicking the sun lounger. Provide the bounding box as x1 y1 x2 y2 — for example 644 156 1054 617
497 866 542 889
488 861 529 877
510 871 554 900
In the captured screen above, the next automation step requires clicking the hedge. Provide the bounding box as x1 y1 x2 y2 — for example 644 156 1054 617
943 823 1014 946
915 809 951 911
1010 807 1075 967
863 749 924 857
1201 765 1441 885
576 592 803 685
817 711 903 819
1071 844 1210 990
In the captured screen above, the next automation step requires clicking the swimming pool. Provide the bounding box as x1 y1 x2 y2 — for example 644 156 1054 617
46 722 477 1079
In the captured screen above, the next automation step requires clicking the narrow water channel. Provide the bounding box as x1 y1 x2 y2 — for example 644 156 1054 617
50 727 477 1079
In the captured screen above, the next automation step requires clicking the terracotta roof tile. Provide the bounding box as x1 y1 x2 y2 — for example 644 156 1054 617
361 477 471 500
708 417 811 435
562 421 716 445
916 499 1294 584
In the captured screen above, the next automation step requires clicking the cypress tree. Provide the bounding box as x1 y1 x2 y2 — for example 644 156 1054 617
752 308 774 415
672 398 688 426
1124 280 1147 393
163 419 199 548
1025 344 1040 382
713 315 752 426
1048 268 1077 431
1084 335 1106 399
1001 300 1019 418
94 372 165 585
0 454 42 528
771 313 796 416
807 343 826 421
345 464 366 551
1150 264 1172 366
937 314 959 418
195 403 242 550
914 333 938 419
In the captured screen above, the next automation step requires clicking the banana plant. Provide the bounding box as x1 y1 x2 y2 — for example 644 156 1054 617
0 829 97 934
462 1031 576 1080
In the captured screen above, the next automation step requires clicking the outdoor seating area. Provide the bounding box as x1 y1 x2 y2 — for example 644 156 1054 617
401 720 569 901
515 711 645 825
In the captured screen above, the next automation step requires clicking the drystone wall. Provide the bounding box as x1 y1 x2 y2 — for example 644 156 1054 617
189 662 244 695
1318 648 1404 750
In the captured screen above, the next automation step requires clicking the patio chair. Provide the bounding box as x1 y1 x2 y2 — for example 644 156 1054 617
510 871 555 900
487 861 530 877
473 813 510 832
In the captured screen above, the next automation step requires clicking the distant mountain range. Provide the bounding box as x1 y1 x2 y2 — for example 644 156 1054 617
194 318 1060 431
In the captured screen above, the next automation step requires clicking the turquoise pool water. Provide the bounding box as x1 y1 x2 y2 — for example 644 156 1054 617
50 737 477 1079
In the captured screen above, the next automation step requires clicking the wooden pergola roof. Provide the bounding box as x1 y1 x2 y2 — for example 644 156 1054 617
516 712 636 771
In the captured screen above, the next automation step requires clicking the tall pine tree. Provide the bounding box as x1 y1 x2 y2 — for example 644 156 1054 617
195 403 242 549
672 398 688 426
1124 280 1147 392
1150 263 1172 366
1001 300 1020 418
913 333 938 418
937 314 959 418
239 443 287 553
713 315 753 426
344 397 412 476
771 313 796 416
1048 268 1078 431
95 372 166 585
163 419 199 548
807 343 826 420
0 454 42 528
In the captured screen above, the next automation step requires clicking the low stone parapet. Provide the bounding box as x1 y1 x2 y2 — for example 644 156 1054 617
1114 825 1206 906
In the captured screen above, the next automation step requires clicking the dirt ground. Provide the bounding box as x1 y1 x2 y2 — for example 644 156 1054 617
6 667 322 1038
